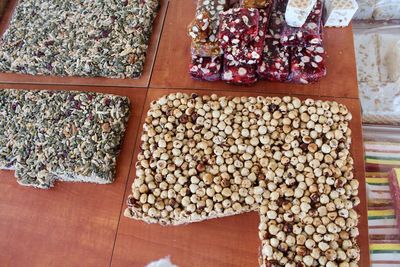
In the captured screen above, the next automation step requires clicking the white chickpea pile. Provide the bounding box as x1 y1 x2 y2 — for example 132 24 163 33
125 93 360 266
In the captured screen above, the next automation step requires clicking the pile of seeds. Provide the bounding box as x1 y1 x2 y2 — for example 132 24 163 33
0 89 130 189
125 93 360 266
0 0 159 79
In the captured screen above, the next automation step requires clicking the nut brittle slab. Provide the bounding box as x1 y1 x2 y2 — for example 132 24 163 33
0 89 130 189
126 93 360 266
0 0 159 79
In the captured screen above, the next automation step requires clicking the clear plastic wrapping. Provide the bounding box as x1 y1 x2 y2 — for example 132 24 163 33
288 44 327 84
354 24 400 125
257 39 290 81
223 8 271 65
222 57 257 84
354 0 400 20
280 0 323 46
189 55 222 81
363 125 400 265
218 8 260 49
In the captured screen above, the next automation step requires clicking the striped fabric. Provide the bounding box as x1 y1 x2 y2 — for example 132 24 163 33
365 141 400 266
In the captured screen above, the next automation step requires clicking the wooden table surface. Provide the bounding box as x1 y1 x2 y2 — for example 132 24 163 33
0 0 370 266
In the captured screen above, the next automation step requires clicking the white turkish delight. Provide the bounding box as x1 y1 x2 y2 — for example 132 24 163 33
285 0 317 27
353 32 380 82
324 0 359 27
353 0 375 20
373 0 400 20
379 36 400 82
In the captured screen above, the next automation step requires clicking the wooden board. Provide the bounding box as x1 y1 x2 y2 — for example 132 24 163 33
111 88 370 267
0 84 147 267
150 0 359 99
0 0 168 88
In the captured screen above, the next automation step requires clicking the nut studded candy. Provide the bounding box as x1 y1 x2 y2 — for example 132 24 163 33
289 45 327 84
218 8 260 49
196 0 229 42
267 0 287 38
281 0 323 47
0 90 27 170
223 8 271 65
257 39 290 82
324 0 359 27
285 0 317 27
187 10 212 43
189 55 222 81
191 41 222 57
0 89 130 189
125 93 360 267
222 59 257 84
240 0 271 8
257 0 290 81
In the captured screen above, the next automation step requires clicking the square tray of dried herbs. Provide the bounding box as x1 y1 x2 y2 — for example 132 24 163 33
0 0 159 79
0 89 130 189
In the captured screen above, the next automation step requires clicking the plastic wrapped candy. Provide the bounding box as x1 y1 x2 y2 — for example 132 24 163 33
196 0 229 42
353 0 374 20
373 0 400 20
191 41 222 57
240 0 271 8
285 0 317 27
324 0 359 27
187 10 211 43
281 0 323 46
223 8 271 65
265 0 287 38
189 55 222 81
218 8 260 49
257 39 290 82
222 57 257 84
289 45 327 84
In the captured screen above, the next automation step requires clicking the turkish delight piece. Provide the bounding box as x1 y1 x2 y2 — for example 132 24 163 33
353 32 380 82
189 55 222 81
281 0 323 46
387 40 400 82
219 8 260 49
257 39 290 81
373 0 400 20
285 0 317 27
191 41 222 57
224 8 271 65
222 57 257 84
324 0 359 27
378 34 400 82
353 0 375 20
289 45 327 84
240 0 271 8
187 10 211 43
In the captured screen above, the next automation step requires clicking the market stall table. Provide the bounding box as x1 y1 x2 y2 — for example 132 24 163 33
0 0 370 266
